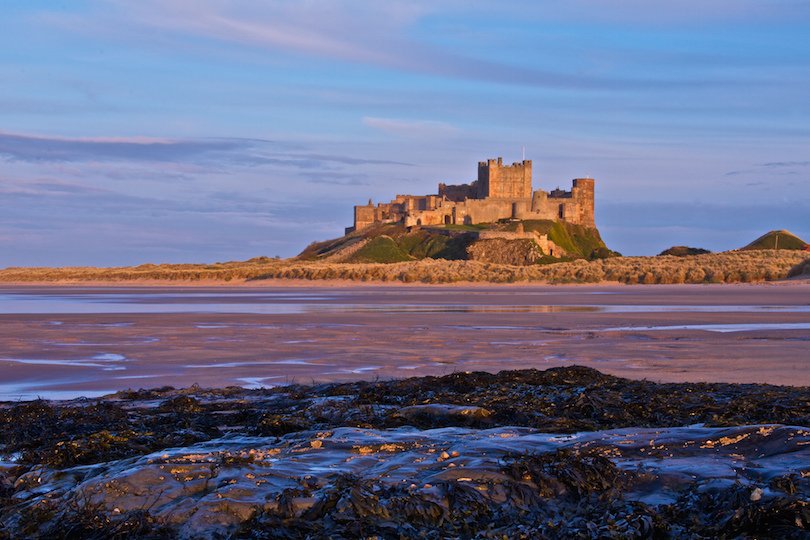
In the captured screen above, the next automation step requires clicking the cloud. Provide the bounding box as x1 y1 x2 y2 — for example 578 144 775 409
760 161 810 168
298 154 412 166
0 179 105 197
362 117 460 138
0 131 413 172
0 131 246 163
725 160 810 176
303 172 370 186
41 1 733 91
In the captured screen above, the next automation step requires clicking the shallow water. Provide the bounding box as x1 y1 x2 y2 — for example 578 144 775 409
1 285 809 400
2 289 810 315
604 322 810 332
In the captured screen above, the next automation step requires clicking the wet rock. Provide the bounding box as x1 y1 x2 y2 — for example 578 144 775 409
0 423 807 538
392 403 493 427
2 366 810 537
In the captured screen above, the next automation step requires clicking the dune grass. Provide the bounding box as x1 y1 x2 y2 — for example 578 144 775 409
1 251 806 285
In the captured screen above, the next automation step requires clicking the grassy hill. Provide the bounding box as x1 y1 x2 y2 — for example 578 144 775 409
297 220 613 265
297 224 471 264
741 230 808 251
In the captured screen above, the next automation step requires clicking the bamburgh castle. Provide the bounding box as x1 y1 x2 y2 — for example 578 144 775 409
347 157 595 234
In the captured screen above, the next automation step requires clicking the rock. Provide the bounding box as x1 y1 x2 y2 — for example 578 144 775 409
392 404 492 426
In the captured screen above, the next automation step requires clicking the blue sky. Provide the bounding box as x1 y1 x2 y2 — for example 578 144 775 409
1 1 808 265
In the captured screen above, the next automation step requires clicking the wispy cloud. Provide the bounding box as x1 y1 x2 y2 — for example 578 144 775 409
760 160 810 168
725 160 810 176
536 0 810 25
0 132 245 163
39 1 735 91
303 172 370 186
0 131 412 170
363 117 460 138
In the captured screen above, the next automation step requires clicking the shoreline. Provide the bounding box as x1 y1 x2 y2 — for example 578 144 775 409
0 278 807 288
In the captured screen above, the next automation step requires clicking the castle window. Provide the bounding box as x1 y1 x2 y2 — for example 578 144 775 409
444 215 451 225
558 204 565 219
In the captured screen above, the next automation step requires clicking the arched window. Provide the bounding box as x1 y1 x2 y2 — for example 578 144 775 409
558 204 565 219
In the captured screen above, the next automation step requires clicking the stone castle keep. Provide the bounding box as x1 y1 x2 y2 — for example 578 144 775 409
347 157 595 234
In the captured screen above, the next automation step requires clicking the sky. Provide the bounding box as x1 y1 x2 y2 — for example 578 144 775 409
1 0 808 266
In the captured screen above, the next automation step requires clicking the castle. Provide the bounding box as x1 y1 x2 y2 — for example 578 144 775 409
347 157 595 234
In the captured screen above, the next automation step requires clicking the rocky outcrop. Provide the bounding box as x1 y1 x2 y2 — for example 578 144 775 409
466 238 544 265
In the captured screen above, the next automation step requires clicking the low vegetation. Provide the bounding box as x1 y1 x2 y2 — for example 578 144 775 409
1 250 806 284
256 251 808 284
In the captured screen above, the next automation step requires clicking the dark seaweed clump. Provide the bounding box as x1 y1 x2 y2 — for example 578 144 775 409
1 366 810 469
234 449 809 539
235 450 669 540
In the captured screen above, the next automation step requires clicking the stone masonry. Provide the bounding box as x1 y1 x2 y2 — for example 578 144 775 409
347 157 595 234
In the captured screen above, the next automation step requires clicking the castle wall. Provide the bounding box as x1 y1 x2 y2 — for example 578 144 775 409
351 157 595 232
521 181 595 227
404 208 453 227
477 158 532 199
455 198 516 224
353 204 377 231
438 182 477 202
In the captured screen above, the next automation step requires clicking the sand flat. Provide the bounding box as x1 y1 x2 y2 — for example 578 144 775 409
0 283 808 399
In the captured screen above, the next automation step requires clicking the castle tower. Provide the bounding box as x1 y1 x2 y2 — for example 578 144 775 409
571 178 595 228
476 157 532 199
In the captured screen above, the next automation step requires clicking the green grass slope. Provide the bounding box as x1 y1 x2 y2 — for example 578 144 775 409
346 236 413 263
298 220 612 265
504 220 613 259
741 230 808 251
298 224 474 264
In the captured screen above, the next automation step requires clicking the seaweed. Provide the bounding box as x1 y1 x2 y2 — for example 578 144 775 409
2 366 810 538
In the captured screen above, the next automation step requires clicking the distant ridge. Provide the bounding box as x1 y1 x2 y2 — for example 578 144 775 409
741 230 808 251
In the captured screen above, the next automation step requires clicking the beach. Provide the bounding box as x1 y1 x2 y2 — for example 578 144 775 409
2 282 810 537
0 283 808 400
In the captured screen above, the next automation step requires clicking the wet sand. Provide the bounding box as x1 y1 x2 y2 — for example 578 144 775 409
1 283 809 399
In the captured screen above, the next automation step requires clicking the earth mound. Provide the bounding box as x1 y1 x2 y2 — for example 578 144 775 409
297 220 613 266
658 245 711 256
741 229 808 251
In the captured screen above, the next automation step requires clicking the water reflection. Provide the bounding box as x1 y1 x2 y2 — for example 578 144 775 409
1 291 809 315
